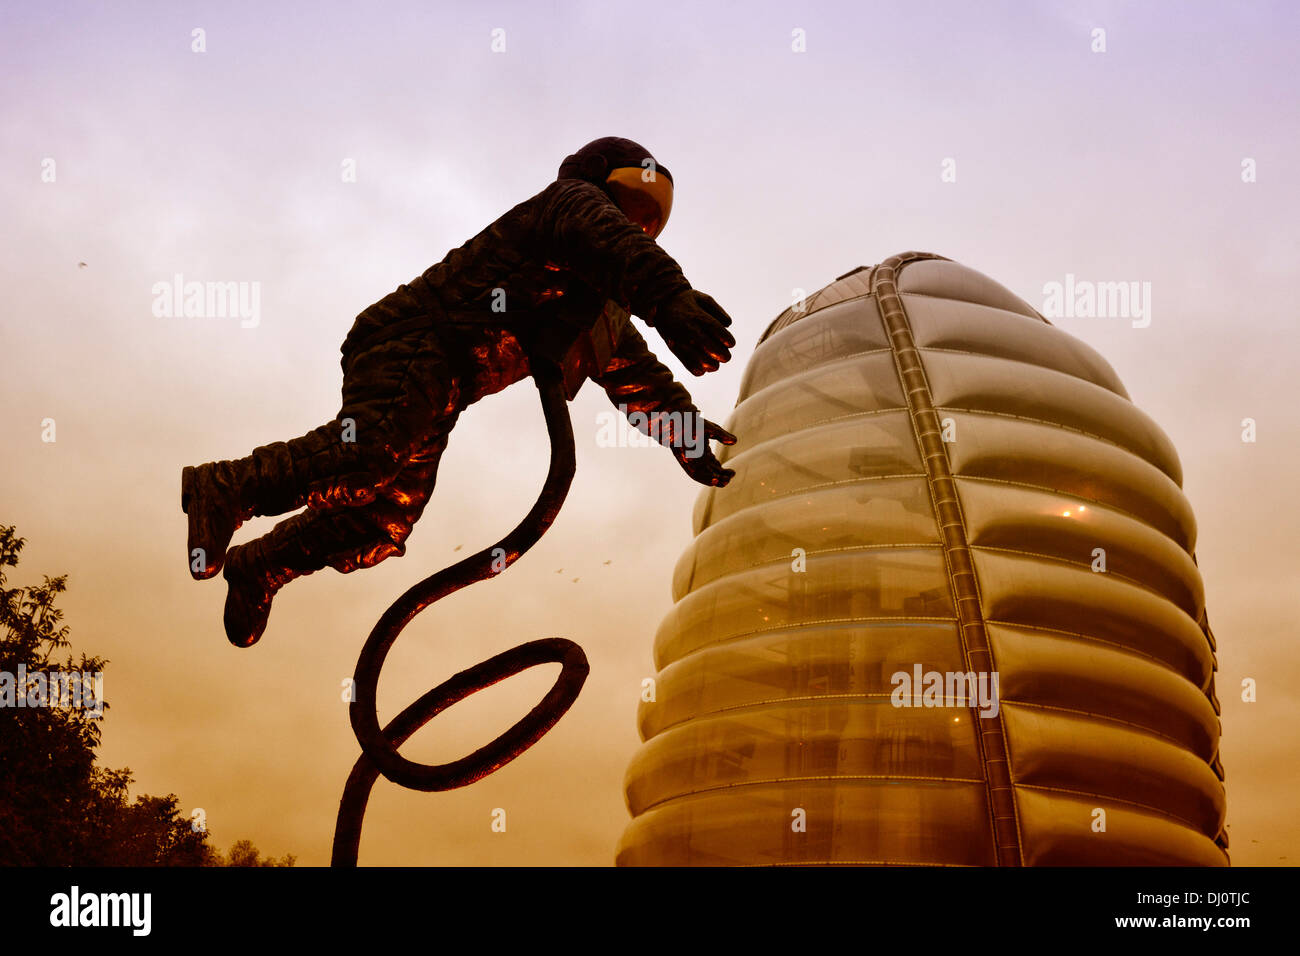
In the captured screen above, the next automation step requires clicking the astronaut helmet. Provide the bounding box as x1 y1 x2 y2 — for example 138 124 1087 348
557 137 674 239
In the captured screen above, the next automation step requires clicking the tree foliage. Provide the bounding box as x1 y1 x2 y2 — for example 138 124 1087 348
0 525 291 866
212 839 296 868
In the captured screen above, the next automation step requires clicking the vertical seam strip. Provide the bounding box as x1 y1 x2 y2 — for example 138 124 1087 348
872 251 1024 867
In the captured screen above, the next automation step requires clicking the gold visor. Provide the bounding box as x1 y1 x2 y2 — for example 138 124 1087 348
605 165 674 239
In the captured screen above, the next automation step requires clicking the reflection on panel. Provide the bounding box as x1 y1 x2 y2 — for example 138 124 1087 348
639 622 966 738
672 478 939 599
922 349 1182 484
701 410 924 529
902 293 1131 398
618 781 997 867
739 296 889 401
626 699 984 815
654 548 953 670
727 351 906 452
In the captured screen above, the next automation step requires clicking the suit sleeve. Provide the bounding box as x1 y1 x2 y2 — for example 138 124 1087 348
591 324 701 445
537 179 692 319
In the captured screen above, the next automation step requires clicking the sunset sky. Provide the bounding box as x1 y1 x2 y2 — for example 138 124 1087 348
2 0 1296 865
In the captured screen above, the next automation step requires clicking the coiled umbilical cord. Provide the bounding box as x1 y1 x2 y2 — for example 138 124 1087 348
331 353 588 866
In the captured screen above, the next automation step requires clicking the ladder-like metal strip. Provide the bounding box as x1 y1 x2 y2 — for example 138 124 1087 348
872 251 1024 867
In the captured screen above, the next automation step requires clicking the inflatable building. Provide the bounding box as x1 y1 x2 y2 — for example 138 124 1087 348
618 252 1227 866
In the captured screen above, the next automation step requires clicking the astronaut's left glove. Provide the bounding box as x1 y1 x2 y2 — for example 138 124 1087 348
664 415 737 487
645 289 736 376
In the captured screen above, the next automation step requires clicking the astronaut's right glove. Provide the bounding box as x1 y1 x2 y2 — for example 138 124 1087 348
644 289 737 375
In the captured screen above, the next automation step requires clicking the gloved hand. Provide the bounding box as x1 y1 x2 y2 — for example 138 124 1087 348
672 418 737 487
646 289 736 375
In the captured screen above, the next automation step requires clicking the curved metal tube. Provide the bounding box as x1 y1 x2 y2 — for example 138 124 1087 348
332 355 588 866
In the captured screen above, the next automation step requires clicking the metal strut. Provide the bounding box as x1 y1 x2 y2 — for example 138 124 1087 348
331 353 589 867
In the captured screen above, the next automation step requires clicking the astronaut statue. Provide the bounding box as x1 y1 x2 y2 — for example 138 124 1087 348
182 137 738 649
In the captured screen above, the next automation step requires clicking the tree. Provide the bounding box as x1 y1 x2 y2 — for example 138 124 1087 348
212 839 296 868
0 524 291 866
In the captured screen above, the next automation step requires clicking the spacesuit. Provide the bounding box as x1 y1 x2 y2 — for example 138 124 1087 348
182 137 738 648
